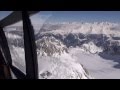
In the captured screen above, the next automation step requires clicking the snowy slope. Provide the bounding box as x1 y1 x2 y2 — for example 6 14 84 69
38 53 92 79
69 48 120 79
80 41 103 54
8 45 93 79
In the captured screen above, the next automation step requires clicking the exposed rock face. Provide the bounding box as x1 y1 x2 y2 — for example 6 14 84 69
36 36 68 56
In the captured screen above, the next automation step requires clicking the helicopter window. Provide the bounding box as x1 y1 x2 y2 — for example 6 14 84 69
3 20 26 75
1 11 120 79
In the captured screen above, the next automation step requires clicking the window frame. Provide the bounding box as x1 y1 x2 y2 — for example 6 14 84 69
0 11 39 79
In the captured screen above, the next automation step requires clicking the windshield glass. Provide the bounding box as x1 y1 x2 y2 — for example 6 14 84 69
1 12 26 75
1 11 120 79
30 11 120 79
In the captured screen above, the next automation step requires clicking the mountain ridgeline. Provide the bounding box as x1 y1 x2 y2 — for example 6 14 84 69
4 22 120 56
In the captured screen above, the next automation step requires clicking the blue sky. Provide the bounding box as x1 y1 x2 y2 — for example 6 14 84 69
1 11 120 24
0 11 13 20
47 11 120 23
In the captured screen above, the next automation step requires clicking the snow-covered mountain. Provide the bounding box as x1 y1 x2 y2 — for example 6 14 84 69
36 22 120 55
4 25 93 79
39 22 120 35
4 21 120 79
